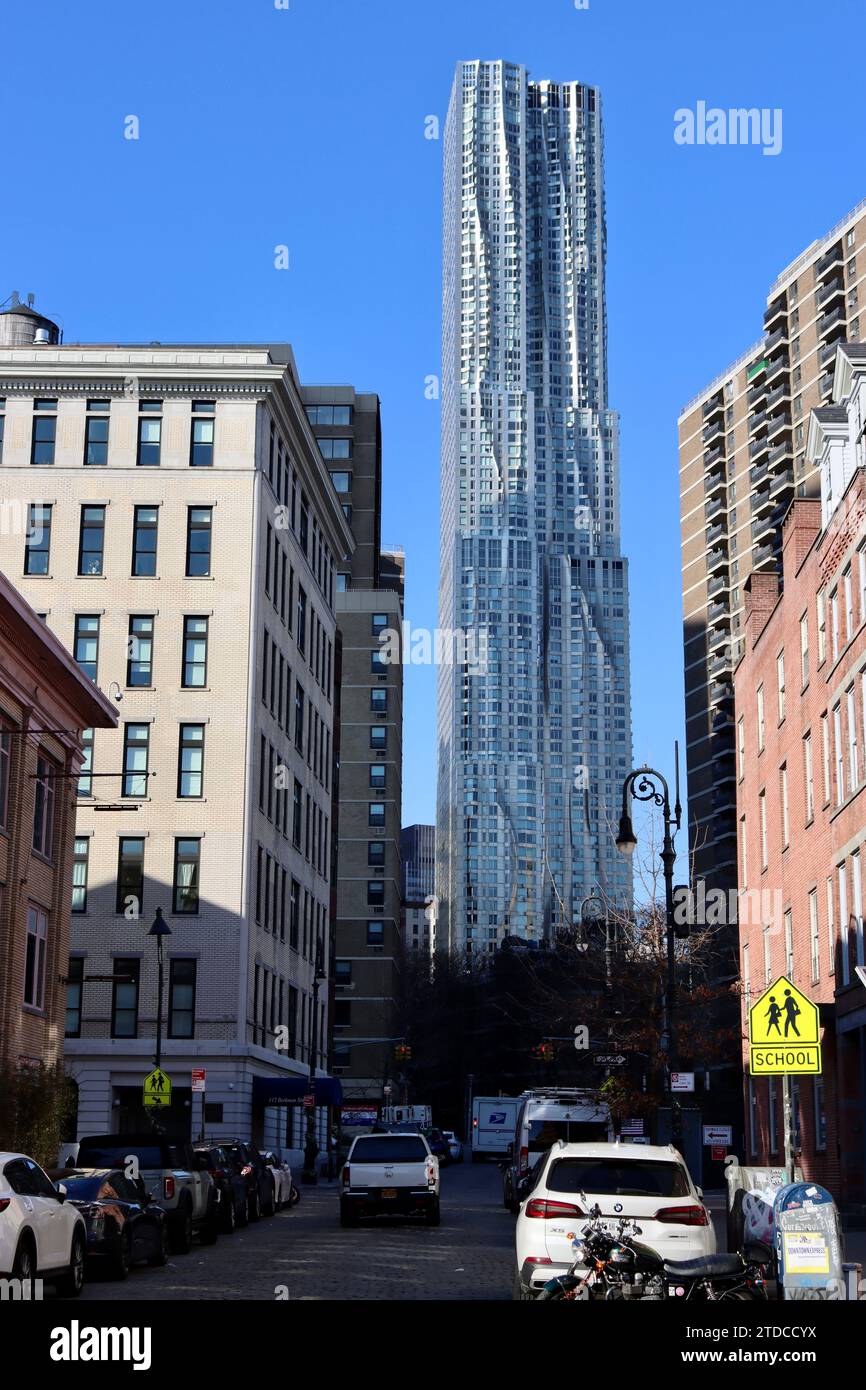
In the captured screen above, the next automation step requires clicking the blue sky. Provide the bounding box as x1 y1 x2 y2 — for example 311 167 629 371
3 0 865 832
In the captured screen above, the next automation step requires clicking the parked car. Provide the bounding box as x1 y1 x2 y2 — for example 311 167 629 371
442 1131 463 1163
0 1151 87 1296
422 1127 451 1166
220 1141 275 1221
503 1088 610 1213
341 1131 440 1227
260 1151 293 1210
76 1134 218 1253
194 1146 248 1233
513 1141 715 1299
51 1167 168 1278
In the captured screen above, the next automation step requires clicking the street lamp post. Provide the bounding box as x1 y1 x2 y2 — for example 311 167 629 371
147 907 172 1073
302 942 326 1184
615 747 683 1148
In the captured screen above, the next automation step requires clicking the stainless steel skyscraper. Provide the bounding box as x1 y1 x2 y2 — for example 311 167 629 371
436 60 633 955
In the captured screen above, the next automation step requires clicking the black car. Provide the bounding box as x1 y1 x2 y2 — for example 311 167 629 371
219 1141 275 1221
52 1168 168 1279
193 1146 248 1233
422 1128 451 1166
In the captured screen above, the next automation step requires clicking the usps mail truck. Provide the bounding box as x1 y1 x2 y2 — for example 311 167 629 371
471 1096 521 1161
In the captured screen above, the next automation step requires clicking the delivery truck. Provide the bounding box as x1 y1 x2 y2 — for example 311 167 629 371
471 1095 522 1161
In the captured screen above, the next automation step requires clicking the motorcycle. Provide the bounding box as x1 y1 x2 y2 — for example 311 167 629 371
537 1203 771 1302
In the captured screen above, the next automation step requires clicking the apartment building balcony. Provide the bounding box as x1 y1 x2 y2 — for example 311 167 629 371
751 512 776 545
765 354 789 385
708 622 730 653
820 371 835 398
712 705 735 731
764 325 788 354
714 809 738 842
702 418 725 446
747 355 769 384
749 408 768 436
704 493 726 524
817 276 845 309
750 436 771 466
751 485 774 517
707 572 730 599
753 540 779 570
707 599 729 627
766 410 791 442
705 521 728 548
707 546 729 575
814 243 843 280
748 374 769 407
819 303 845 336
764 296 787 331
708 650 732 679
768 441 791 468
769 467 794 497
820 335 844 367
702 392 725 421
704 468 726 503
750 458 771 488
709 678 734 706
766 381 790 412
703 444 725 471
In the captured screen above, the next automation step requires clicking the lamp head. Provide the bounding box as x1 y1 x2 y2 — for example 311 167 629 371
148 906 172 938
615 813 637 857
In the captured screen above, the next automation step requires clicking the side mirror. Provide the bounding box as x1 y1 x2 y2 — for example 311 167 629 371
54 1183 67 1202
696 1187 703 1199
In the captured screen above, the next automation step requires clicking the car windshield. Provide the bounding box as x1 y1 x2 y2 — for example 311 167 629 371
57 1174 103 1199
547 1157 691 1198
352 1137 428 1162
526 1119 608 1153
78 1143 169 1168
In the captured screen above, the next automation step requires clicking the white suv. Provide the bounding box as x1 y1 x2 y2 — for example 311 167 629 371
514 1141 715 1299
0 1152 87 1296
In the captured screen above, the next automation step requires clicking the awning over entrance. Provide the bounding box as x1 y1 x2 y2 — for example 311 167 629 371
252 1075 343 1107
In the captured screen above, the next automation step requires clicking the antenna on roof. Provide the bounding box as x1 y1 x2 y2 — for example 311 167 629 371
27 293 35 308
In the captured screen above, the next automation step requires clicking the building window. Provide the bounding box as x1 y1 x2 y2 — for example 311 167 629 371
780 765 789 848
803 733 814 823
757 685 765 751
844 567 854 641
290 879 300 949
294 684 305 753
370 726 387 750
177 724 205 798
306 404 353 426
776 653 785 722
762 924 772 985
23 905 48 1009
366 920 384 945
292 780 302 847
371 613 389 636
190 401 215 466
367 880 385 907
30 399 57 465
0 725 9 828
813 1077 827 1151
296 585 307 654
817 589 827 664
137 401 162 466
827 876 836 976
182 616 208 687
73 615 100 681
371 649 388 675
65 957 84 1038
186 507 212 577
78 504 106 576
784 909 794 976
833 703 845 805
335 958 352 986
122 723 150 798
127 615 154 687
800 614 809 687
168 959 197 1037
117 837 145 914
173 838 200 914
830 589 840 661
847 686 859 788
84 400 110 465
839 862 849 987
329 471 351 493
368 840 385 867
72 837 90 913
111 958 140 1038
78 727 93 798
369 764 386 790
371 688 388 715
740 817 748 889
131 506 159 576
853 850 864 971
821 712 831 804
737 718 745 779
368 802 385 828
809 889 819 982
317 437 352 459
32 756 55 858
759 790 767 871
24 503 52 575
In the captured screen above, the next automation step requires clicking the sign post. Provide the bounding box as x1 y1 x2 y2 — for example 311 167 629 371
192 1068 206 1142
748 974 822 1183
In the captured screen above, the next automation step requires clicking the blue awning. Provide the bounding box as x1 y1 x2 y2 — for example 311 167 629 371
252 1075 343 1107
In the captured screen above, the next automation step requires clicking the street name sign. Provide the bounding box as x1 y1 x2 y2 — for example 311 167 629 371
594 1054 627 1067
749 975 821 1075
191 1068 206 1093
143 1067 172 1107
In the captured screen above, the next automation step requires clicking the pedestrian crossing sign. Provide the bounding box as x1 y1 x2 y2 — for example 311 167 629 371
748 975 822 1075
143 1067 172 1106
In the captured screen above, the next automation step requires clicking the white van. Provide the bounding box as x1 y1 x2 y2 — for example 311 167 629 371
502 1088 611 1211
471 1096 522 1160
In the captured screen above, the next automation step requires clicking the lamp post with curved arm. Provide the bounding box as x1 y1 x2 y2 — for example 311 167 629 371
615 747 683 1147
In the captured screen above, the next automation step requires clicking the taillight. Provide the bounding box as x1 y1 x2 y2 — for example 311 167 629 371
518 1146 529 1172
341 1165 350 1188
426 1159 436 1187
525 1199 585 1220
241 1164 252 1177
0 1198 11 1213
523 1256 553 1267
164 1177 175 1200
655 1204 709 1227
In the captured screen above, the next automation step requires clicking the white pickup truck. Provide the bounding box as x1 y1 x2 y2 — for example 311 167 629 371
340 1132 440 1227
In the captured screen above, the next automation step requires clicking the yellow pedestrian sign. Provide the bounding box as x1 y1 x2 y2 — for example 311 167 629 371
143 1067 172 1107
749 975 822 1075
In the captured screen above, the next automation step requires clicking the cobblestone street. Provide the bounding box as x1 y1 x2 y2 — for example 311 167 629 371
78 1159 515 1302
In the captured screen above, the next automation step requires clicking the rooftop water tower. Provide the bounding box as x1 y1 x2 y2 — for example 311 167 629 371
0 292 61 346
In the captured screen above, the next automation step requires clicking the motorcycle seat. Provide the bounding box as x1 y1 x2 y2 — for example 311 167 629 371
663 1253 743 1279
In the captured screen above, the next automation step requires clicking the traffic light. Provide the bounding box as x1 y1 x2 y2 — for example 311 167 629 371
531 1042 555 1063
394 1042 412 1062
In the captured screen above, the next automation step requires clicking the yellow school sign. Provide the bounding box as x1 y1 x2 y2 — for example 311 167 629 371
749 975 822 1075
142 1067 172 1107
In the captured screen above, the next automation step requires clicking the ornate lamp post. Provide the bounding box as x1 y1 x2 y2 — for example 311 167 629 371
615 748 683 1147
147 907 172 1073
302 942 326 1184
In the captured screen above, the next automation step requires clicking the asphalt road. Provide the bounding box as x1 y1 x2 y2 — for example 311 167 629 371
78 1157 515 1302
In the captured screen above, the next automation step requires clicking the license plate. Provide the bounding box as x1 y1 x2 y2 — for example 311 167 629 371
382 1188 398 1199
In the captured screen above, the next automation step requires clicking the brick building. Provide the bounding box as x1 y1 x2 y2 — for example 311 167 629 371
734 342 866 1206
0 572 117 1075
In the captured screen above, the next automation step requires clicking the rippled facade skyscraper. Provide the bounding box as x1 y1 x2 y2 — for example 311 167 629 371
436 60 633 954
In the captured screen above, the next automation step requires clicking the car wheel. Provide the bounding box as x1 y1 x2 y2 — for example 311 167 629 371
170 1206 194 1254
512 1270 533 1301
248 1188 261 1223
261 1181 275 1218
56 1230 85 1298
222 1194 237 1234
424 1198 441 1227
339 1200 358 1228
236 1195 249 1228
289 1183 300 1207
113 1232 132 1280
200 1200 220 1245
12 1236 36 1286
147 1224 169 1267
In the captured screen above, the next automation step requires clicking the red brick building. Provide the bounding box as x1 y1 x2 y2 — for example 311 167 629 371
734 343 866 1208
0 571 116 1074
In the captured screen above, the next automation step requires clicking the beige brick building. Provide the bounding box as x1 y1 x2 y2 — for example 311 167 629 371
0 331 353 1152
734 343 866 1205
680 199 866 902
